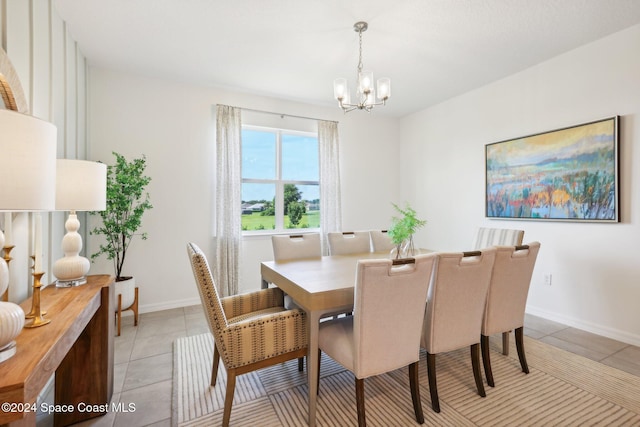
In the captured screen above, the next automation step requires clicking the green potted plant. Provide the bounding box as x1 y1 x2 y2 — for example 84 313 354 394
387 202 426 258
90 152 152 335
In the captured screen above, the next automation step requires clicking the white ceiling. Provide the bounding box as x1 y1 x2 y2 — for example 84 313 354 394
54 0 640 117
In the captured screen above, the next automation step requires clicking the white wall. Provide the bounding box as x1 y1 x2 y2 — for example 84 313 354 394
87 68 400 309
400 24 640 345
1 0 86 303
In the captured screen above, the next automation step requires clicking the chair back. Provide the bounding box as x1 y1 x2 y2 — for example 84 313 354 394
353 254 436 378
272 233 322 261
482 242 541 336
422 249 496 354
327 231 371 255
472 227 524 250
369 229 395 253
187 243 228 344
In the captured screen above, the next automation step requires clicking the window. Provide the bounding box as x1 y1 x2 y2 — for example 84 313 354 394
241 126 320 232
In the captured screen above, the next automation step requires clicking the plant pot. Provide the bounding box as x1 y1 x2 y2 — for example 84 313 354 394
116 277 136 310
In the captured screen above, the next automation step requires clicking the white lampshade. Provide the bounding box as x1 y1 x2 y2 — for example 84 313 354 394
53 159 106 287
55 159 107 211
0 109 57 211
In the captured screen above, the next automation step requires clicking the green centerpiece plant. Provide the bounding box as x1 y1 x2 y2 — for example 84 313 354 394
387 202 426 258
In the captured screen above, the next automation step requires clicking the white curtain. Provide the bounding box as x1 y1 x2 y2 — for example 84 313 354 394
214 105 241 296
318 120 342 255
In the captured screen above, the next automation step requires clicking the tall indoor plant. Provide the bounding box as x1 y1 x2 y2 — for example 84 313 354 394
90 152 152 334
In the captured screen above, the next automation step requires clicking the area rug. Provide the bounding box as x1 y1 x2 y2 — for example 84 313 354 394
172 333 640 426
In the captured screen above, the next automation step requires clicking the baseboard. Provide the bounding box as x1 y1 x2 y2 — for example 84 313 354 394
118 297 202 317
526 304 640 347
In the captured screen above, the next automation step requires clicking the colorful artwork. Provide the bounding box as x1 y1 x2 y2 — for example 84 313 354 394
486 117 619 222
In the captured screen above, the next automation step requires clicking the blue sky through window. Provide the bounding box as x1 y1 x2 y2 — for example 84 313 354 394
242 129 319 202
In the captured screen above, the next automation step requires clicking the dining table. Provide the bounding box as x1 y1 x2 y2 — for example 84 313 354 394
261 251 402 427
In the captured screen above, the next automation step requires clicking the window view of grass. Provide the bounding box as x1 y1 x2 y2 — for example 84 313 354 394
241 209 320 231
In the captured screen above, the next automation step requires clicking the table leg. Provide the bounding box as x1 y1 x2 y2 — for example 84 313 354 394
261 278 269 289
306 310 322 427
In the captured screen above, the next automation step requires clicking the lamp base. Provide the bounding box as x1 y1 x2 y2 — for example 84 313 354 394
56 277 87 288
0 341 17 363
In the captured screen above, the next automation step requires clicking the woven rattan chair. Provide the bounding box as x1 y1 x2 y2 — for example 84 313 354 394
481 242 541 387
187 243 308 427
318 254 437 426
421 249 497 413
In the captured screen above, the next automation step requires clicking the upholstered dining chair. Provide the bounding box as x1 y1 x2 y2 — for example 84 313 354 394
272 232 322 261
472 226 525 355
187 243 308 427
369 229 395 253
481 242 541 387
327 231 371 255
271 233 321 370
421 248 497 413
318 254 437 427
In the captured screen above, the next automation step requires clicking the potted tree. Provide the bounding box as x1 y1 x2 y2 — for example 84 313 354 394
387 202 426 258
90 152 152 335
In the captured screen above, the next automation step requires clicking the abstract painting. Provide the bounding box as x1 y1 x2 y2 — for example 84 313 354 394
486 117 619 222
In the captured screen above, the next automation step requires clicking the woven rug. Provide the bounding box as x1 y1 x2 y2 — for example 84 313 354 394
172 333 640 426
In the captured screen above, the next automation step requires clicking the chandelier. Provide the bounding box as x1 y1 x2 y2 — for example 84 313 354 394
333 21 390 113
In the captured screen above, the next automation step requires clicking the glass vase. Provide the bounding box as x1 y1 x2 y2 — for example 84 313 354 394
401 235 416 257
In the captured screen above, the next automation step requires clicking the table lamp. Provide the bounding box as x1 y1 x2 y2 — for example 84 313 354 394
53 159 106 287
0 109 56 361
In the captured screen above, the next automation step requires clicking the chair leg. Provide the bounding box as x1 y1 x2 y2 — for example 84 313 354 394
211 345 220 386
426 352 440 413
409 362 424 424
298 357 304 372
316 349 322 395
132 287 139 326
515 327 529 374
355 377 366 427
222 369 236 427
471 343 486 397
481 335 495 387
116 293 122 337
502 331 510 355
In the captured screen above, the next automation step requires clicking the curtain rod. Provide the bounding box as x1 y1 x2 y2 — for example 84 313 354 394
236 106 338 124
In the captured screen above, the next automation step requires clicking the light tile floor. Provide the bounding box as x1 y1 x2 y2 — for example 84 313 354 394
48 307 640 426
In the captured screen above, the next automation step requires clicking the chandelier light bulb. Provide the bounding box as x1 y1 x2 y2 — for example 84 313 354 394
333 78 348 100
377 77 390 100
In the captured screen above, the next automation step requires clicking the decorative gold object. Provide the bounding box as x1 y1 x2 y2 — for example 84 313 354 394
1 245 14 302
24 272 50 327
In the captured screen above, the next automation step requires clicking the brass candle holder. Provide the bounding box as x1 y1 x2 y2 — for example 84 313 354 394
1 245 12 302
24 271 50 327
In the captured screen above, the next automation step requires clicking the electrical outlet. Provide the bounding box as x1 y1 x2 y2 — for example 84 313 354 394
544 274 552 286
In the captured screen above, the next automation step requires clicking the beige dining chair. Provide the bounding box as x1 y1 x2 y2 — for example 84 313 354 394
271 232 322 370
369 229 395 253
187 243 308 427
272 232 322 260
327 231 371 255
421 248 497 413
318 254 437 427
481 242 541 387
472 226 524 355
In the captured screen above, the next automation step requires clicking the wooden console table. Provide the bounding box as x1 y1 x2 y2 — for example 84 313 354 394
0 275 114 427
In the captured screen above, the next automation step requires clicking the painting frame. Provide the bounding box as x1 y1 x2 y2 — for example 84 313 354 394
485 116 619 222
